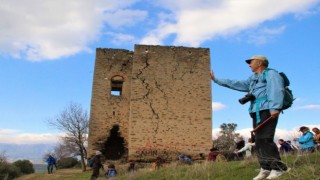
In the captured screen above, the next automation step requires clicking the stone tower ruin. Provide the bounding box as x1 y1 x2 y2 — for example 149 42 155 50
88 44 212 161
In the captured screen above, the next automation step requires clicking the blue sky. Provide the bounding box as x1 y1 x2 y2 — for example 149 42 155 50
0 0 319 144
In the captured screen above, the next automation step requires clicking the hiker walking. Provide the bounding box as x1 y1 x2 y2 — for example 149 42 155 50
211 55 290 179
46 155 57 174
90 151 104 180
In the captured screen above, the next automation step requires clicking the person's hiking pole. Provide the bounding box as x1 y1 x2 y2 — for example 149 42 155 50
251 116 274 133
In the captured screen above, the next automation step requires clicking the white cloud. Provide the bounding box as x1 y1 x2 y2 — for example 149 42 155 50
144 0 319 46
212 125 320 144
0 130 62 144
1 0 319 61
0 0 137 61
212 102 226 111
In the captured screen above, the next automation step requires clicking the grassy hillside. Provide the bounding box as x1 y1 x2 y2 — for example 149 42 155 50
17 152 319 180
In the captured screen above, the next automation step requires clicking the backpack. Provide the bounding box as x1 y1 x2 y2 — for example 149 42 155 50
263 70 294 111
88 156 95 168
106 169 117 178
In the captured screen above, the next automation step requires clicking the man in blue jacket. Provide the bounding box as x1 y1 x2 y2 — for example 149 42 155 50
46 155 57 174
211 55 290 180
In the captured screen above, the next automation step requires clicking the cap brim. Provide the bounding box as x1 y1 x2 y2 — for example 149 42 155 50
245 59 253 64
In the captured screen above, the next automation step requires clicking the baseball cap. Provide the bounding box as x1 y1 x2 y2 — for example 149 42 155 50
245 55 268 64
96 150 102 155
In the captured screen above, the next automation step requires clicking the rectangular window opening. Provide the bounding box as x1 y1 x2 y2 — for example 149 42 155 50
111 81 123 96
111 90 121 96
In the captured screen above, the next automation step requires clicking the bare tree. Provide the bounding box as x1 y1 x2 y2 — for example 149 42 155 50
53 142 77 160
48 102 89 172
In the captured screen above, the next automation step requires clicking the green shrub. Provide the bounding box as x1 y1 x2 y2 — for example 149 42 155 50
57 157 79 169
0 161 21 179
13 159 35 174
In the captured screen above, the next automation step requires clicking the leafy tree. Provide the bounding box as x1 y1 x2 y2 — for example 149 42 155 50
13 160 35 174
47 102 89 172
0 152 21 179
213 123 240 160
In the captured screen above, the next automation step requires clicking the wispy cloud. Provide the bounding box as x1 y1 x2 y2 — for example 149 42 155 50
0 129 62 144
295 104 320 110
103 9 148 29
0 129 19 134
105 32 137 45
212 102 226 111
247 25 286 45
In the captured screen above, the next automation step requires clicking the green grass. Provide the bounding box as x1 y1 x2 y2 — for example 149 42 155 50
17 152 319 180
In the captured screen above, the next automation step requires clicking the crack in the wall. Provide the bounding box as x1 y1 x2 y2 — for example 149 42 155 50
152 79 169 142
135 51 161 143
171 47 179 80
154 80 169 108
188 52 198 74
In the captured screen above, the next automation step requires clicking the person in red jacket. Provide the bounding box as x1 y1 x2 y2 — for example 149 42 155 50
208 148 220 161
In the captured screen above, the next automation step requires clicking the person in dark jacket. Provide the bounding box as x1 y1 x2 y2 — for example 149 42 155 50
278 139 292 154
46 155 57 174
235 137 245 159
90 151 104 180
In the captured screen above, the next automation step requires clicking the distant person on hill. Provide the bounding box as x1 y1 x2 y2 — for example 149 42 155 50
150 157 163 170
278 139 292 154
128 162 136 173
105 164 117 178
235 137 246 159
235 138 255 158
312 127 320 151
208 147 220 161
177 154 192 165
46 155 57 174
293 126 315 153
211 55 290 179
90 151 105 180
286 140 298 154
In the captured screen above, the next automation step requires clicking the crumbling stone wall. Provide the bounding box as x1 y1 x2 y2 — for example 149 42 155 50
88 48 133 159
88 45 212 161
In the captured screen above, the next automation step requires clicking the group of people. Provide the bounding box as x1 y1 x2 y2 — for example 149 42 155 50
89 151 118 180
278 126 320 154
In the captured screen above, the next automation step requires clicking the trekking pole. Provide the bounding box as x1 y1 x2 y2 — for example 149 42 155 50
251 116 274 133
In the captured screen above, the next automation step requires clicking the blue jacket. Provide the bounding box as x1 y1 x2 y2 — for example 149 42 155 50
46 156 56 165
214 68 284 113
297 131 315 149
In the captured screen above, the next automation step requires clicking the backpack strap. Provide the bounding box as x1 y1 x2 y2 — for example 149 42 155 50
254 69 269 124
254 97 267 124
